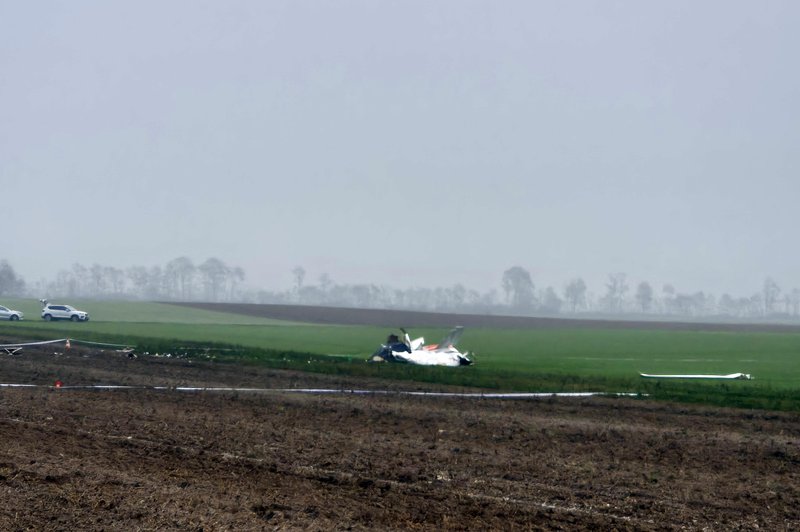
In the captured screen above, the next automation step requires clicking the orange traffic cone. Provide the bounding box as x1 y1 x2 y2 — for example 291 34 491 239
65 339 71 351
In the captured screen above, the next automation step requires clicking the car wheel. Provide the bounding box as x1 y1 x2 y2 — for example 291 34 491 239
44 314 52 322
10 315 18 321
70 315 79 322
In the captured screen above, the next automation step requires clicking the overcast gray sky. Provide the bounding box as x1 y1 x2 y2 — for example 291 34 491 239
1 1 798 296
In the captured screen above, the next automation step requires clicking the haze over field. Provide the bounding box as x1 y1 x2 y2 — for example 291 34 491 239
2 1 798 296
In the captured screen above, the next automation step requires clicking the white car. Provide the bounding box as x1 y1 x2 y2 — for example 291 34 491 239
0 305 23 321
41 304 89 322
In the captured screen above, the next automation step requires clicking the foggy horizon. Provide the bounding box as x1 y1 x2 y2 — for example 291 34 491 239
3 2 798 299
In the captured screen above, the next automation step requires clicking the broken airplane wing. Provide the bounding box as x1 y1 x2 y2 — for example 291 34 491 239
640 373 752 380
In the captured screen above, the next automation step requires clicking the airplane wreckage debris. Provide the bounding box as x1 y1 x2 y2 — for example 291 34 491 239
640 372 753 380
0 338 136 357
368 326 473 367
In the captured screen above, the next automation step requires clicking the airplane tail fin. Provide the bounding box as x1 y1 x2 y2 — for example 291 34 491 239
437 326 464 349
400 328 412 349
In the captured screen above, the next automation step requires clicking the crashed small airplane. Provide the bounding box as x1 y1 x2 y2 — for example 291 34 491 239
368 326 473 366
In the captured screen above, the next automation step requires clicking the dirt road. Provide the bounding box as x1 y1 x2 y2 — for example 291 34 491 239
1 339 798 530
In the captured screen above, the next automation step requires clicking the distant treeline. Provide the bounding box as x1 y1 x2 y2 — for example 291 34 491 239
1 258 798 321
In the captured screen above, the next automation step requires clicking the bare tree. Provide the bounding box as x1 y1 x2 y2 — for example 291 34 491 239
297 284 326 305
718 293 735 316
166 257 196 300
89 263 106 296
0 260 25 296
350 284 377 307
563 278 587 313
449 284 467 308
763 277 780 316
228 266 245 301
781 293 792 315
198 258 228 301
749 293 764 317
319 273 333 294
106 266 126 295
480 289 499 307
791 289 800 317
502 266 535 309
151 266 167 298
704 293 717 315
635 281 654 313
70 263 88 297
540 286 562 314
292 266 306 293
127 266 149 298
50 270 74 298
602 273 628 313
662 284 676 314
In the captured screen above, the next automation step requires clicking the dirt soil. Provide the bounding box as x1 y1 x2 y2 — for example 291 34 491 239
1 337 799 531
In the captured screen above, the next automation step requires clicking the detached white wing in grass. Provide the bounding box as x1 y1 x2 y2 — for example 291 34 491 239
640 373 752 380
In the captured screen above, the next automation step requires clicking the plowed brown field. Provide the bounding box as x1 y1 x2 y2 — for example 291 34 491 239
1 337 799 530
169 301 800 333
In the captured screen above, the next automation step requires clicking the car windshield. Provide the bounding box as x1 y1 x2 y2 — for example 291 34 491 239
64 306 74 311
0 306 7 311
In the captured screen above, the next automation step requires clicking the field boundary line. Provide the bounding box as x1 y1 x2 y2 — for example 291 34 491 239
0 383 643 398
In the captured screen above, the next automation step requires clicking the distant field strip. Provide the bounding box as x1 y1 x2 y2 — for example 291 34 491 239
0 299 301 325
165 301 800 333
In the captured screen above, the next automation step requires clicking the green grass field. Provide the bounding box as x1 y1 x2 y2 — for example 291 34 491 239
1 298 799 410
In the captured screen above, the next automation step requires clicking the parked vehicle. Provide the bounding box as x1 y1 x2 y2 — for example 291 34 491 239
41 304 89 322
0 305 23 321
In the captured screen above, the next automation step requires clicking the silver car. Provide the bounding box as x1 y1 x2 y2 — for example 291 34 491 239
0 305 23 321
41 304 89 322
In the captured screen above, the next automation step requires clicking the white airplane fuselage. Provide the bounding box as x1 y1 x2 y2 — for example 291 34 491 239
369 327 472 366
390 345 470 367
